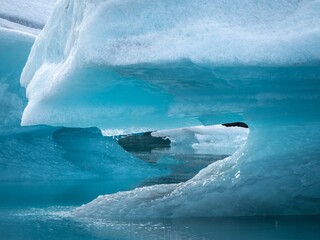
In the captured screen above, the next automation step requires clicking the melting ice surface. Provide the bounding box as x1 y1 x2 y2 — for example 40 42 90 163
1 0 320 239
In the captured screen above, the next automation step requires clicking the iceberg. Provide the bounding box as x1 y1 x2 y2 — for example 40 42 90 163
13 0 320 218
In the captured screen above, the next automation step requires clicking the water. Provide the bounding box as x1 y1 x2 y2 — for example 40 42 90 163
0 148 241 240
0 148 235 239
1 149 319 239
0 153 226 208
117 128 238 184
0 179 143 208
1 207 319 240
136 152 229 184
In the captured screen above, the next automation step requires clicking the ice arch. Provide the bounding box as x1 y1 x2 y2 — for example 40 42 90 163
20 0 320 218
73 68 320 218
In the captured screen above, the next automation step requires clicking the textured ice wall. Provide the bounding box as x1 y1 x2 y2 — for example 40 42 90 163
20 0 320 129
0 0 56 35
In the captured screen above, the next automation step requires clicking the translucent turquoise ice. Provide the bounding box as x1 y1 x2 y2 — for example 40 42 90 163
2 0 320 219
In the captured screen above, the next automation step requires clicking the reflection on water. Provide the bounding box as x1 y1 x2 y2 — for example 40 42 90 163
137 152 228 185
0 151 228 208
1 207 319 240
117 124 248 185
82 216 320 240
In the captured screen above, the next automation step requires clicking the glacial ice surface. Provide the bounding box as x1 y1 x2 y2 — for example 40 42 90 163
14 0 320 218
20 0 320 129
0 0 56 35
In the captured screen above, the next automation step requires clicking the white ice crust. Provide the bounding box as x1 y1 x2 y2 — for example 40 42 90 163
152 124 249 155
0 0 56 35
20 0 320 128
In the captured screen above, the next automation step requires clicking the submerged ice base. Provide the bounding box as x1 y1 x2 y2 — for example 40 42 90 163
14 0 320 218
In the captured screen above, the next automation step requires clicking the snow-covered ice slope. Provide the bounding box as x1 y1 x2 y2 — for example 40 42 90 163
18 0 320 218
0 0 56 35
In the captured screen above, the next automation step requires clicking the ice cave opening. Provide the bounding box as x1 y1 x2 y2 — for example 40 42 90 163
116 122 250 185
